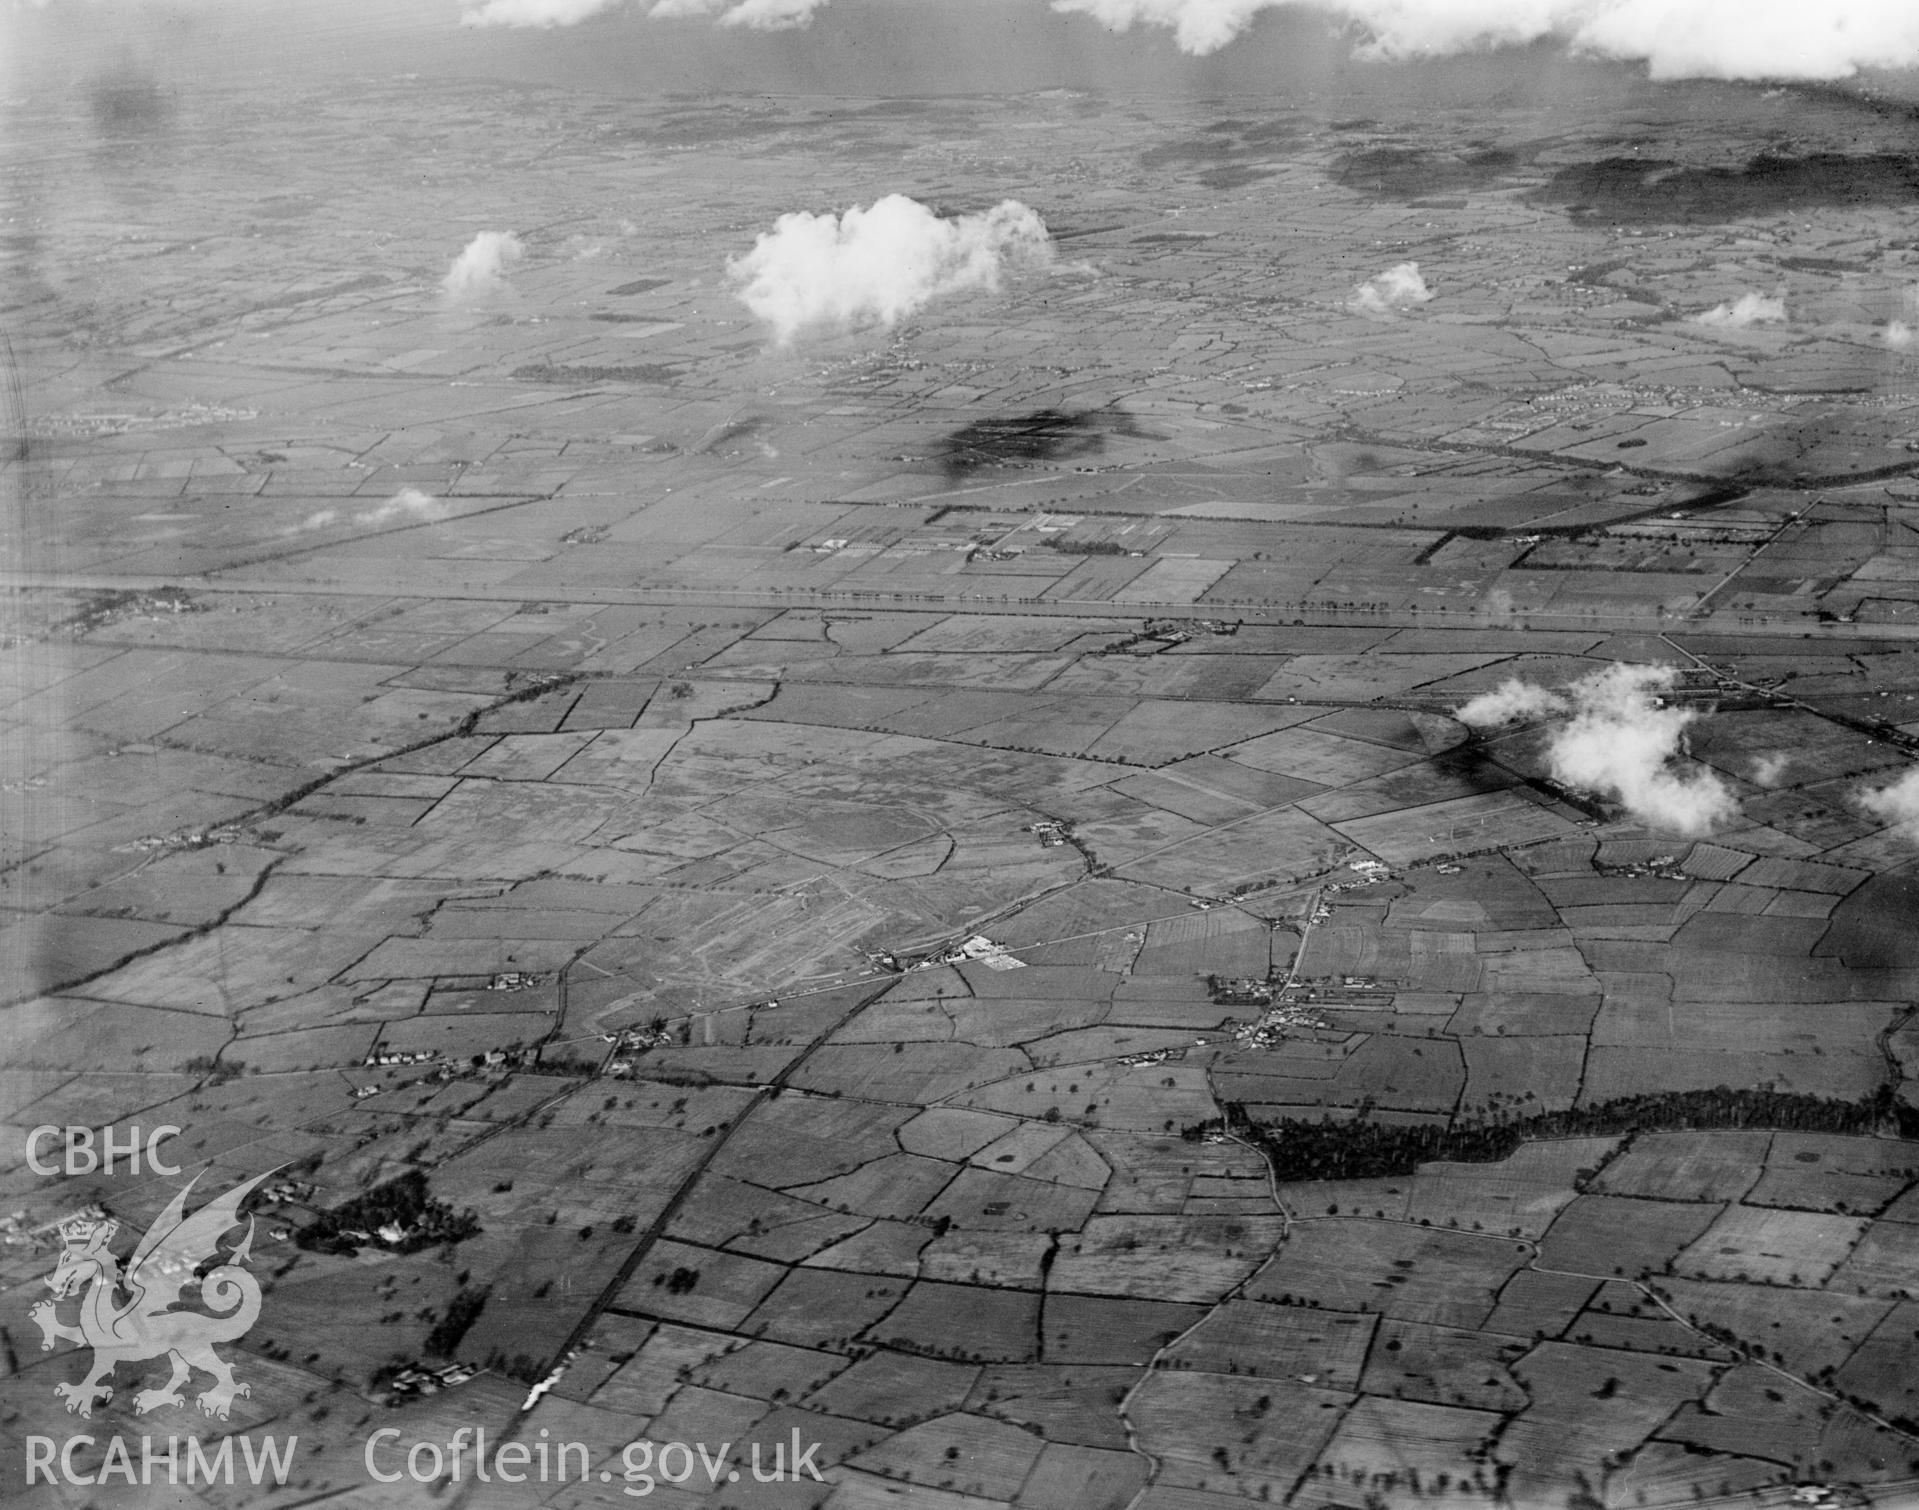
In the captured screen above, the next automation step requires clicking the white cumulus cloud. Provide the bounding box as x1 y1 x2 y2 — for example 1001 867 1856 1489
1051 0 1275 53
1049 0 1919 80
650 0 828 26
1456 664 1739 836
1689 292 1787 328
461 0 618 24
442 231 524 305
1350 260 1433 317
461 0 829 25
727 194 1057 345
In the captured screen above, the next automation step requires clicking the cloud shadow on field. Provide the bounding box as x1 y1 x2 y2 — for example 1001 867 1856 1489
1332 145 1532 200
89 70 173 139
1139 117 1304 190
934 408 1146 480
1531 152 1919 224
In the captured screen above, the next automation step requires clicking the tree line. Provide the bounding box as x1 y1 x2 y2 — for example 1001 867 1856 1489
1188 1085 1919 1183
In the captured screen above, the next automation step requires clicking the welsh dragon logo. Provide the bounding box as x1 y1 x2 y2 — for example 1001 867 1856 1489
30 1169 274 1420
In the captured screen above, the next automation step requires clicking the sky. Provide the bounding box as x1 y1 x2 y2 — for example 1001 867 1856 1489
7 0 1918 101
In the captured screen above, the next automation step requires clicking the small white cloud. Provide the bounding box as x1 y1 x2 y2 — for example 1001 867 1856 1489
1749 752 1790 786
359 487 449 527
1689 292 1787 328
296 488 448 535
1456 678 1564 728
1480 587 1519 627
1859 766 1919 840
1886 321 1917 351
1351 261 1433 318
442 231 524 305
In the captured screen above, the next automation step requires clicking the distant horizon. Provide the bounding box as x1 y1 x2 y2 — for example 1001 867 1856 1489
11 0 1919 108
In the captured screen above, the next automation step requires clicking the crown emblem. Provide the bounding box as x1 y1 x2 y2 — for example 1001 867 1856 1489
58 1217 114 1250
